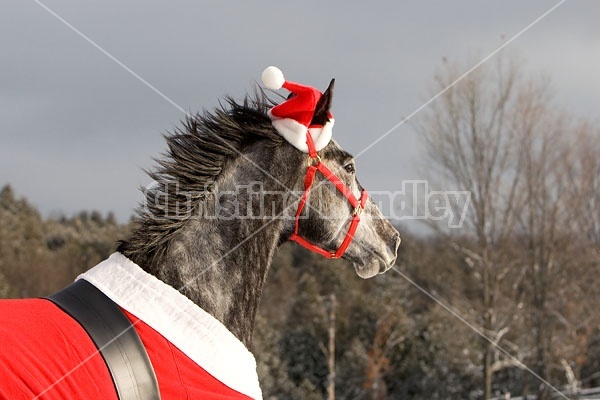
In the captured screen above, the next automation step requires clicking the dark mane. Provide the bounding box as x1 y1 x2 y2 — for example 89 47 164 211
117 90 283 269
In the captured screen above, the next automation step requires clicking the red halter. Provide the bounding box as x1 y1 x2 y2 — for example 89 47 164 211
289 132 368 259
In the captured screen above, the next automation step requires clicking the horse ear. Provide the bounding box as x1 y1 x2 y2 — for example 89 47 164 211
311 78 335 126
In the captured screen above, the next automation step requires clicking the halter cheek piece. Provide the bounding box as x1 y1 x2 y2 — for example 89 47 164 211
289 132 368 259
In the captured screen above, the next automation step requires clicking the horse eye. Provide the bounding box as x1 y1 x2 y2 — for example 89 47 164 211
344 163 356 174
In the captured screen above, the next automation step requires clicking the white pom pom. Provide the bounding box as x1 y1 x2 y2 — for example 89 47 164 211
261 66 285 90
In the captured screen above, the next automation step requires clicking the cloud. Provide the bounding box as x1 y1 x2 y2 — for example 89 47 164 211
0 0 597 221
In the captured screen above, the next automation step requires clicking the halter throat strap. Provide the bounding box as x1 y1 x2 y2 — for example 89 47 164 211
289 132 368 259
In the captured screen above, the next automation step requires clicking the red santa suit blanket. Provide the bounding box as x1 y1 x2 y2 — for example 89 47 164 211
0 253 262 400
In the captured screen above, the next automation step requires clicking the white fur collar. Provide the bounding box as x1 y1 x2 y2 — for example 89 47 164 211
78 253 262 400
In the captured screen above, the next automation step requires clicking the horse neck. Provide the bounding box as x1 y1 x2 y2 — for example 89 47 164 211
156 143 302 347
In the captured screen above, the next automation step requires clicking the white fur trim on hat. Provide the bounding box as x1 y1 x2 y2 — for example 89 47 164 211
270 116 334 153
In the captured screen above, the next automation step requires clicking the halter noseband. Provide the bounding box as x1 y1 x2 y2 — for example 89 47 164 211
289 132 368 259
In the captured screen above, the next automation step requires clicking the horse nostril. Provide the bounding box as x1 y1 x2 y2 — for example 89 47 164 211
392 233 401 252
389 233 401 263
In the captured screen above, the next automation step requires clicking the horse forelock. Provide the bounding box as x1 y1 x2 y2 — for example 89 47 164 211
118 89 284 269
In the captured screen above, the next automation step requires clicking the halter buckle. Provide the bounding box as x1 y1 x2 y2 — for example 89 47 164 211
353 205 364 216
307 155 321 167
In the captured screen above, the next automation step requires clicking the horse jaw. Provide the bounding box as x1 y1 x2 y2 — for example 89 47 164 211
353 262 381 279
351 231 401 279
352 257 392 279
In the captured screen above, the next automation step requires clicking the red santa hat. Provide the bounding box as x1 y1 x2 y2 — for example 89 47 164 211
261 66 334 153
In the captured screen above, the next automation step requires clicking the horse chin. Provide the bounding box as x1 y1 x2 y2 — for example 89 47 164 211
352 259 389 279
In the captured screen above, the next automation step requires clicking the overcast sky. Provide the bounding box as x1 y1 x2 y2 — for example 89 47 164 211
1 1 598 222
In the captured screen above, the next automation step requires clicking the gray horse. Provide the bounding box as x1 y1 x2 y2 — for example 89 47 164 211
117 82 401 346
0 76 400 400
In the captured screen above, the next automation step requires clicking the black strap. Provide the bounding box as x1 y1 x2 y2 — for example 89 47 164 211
47 280 160 400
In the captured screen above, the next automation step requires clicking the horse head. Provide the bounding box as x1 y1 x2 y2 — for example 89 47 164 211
118 68 401 343
281 78 401 278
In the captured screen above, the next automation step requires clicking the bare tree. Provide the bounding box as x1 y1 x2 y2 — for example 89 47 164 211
319 293 336 400
562 124 600 251
509 82 570 399
550 124 600 392
415 53 563 399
